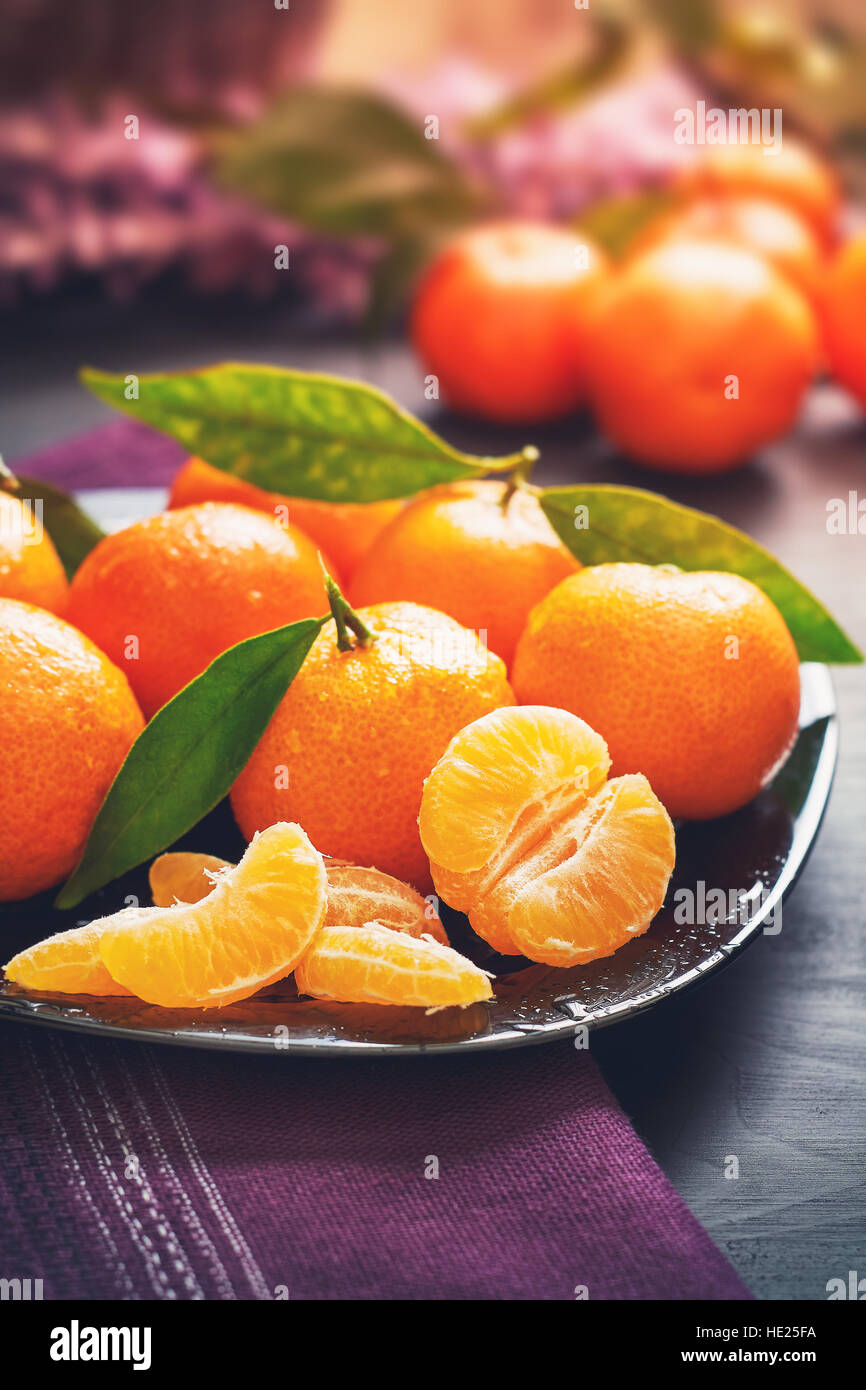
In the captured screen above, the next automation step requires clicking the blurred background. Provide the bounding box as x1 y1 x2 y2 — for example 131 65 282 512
3 0 866 456
1 0 864 319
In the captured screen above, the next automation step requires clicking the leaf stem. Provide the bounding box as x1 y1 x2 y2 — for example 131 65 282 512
322 562 377 652
501 445 540 507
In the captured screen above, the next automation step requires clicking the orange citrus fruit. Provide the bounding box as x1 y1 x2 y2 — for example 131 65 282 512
168 457 401 580
67 502 332 717
0 598 144 901
586 239 819 473
633 195 825 305
5 922 134 996
149 851 449 945
0 491 68 614
419 706 675 965
294 924 492 1009
231 600 515 887
97 823 327 1008
350 479 579 667
821 233 866 411
678 136 839 244
512 563 801 821
410 220 607 422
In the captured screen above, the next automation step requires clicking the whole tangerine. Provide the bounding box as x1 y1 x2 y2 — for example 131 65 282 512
67 502 331 717
0 597 144 901
511 562 801 821
231 597 515 888
632 194 825 305
168 457 401 580
410 220 607 423
678 136 839 244
821 233 866 411
586 239 819 473
350 479 579 667
0 491 68 614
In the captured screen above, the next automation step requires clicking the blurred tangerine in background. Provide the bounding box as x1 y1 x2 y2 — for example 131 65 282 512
821 232 866 412
629 194 826 306
675 135 841 246
410 221 608 423
583 238 820 473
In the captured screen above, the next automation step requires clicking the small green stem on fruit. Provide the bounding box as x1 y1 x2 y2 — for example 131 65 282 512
501 445 540 507
321 560 377 652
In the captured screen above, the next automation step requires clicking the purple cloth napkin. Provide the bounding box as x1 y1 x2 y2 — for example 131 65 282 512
0 422 752 1301
1 1024 749 1301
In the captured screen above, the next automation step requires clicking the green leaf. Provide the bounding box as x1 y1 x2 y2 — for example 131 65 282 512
81 363 535 503
55 616 327 909
213 85 480 238
540 485 862 664
0 463 105 578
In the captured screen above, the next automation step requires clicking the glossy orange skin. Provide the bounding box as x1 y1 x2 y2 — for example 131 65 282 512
0 492 68 615
633 195 825 305
678 137 840 245
586 239 819 473
512 563 801 821
67 503 332 718
0 598 144 901
410 220 607 423
351 480 579 668
821 233 866 411
231 601 515 888
168 457 401 580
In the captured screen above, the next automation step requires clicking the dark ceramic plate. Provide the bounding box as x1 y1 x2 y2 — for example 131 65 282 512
0 491 838 1057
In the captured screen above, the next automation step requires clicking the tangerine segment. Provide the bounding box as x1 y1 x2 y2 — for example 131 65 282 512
150 850 449 944
418 705 610 877
99 822 326 1008
492 775 675 967
295 923 492 1009
149 851 231 907
323 861 447 944
5 923 133 996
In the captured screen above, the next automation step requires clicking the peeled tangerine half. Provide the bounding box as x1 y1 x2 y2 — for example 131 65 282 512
418 706 676 966
5 823 327 1008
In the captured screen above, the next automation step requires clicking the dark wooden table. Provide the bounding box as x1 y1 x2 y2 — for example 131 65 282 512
4 287 865 1301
